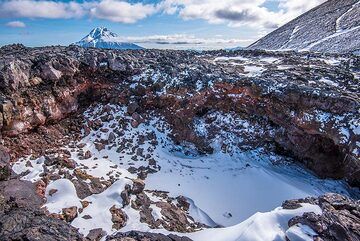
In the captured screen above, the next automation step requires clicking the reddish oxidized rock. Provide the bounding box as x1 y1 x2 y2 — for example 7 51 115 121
131 179 145 195
109 205 128 230
35 179 47 198
62 206 78 222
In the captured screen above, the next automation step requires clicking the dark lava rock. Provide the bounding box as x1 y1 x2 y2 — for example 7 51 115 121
0 145 11 180
0 181 84 241
108 132 116 143
121 184 131 207
86 228 107 241
44 155 59 166
0 179 44 208
131 192 154 227
155 201 193 232
286 193 360 241
109 205 128 230
282 197 318 210
84 150 92 159
62 206 78 222
0 206 84 241
95 142 105 151
72 175 106 199
82 214 92 220
44 155 76 169
131 179 145 194
106 231 193 241
176 196 190 211
127 102 139 115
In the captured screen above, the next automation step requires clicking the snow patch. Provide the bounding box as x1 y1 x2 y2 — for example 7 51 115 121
44 179 82 213
214 56 249 62
244 65 265 77
286 223 318 241
71 179 132 235
12 156 45 182
187 197 218 227
186 203 321 241
318 77 339 87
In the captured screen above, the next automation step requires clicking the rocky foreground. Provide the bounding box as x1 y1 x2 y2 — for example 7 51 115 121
0 44 359 240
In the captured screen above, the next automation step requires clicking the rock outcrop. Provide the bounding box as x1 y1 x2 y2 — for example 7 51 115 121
0 177 84 241
283 193 360 241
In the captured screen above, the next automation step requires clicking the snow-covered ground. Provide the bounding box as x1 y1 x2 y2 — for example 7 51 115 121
11 104 357 240
186 203 321 241
213 55 275 77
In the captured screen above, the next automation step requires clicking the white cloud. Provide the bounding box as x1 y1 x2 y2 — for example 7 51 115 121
89 0 156 23
0 0 86 19
123 34 253 45
279 0 327 15
159 0 327 30
5 20 26 28
160 0 281 29
113 33 255 50
278 0 327 23
0 0 327 27
0 0 157 23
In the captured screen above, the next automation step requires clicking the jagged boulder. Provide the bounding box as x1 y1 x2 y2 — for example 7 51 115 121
284 193 360 241
0 179 44 208
0 205 85 241
0 178 84 241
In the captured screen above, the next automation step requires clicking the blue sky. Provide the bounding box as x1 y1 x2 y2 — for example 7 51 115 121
0 0 325 49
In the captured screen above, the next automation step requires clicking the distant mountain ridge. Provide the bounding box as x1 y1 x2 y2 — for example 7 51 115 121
225 46 244 51
75 27 143 50
248 0 360 53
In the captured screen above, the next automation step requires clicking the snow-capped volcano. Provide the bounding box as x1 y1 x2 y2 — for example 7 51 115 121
75 27 143 50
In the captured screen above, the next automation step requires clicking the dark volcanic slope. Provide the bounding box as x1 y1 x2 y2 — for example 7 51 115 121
248 0 360 53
